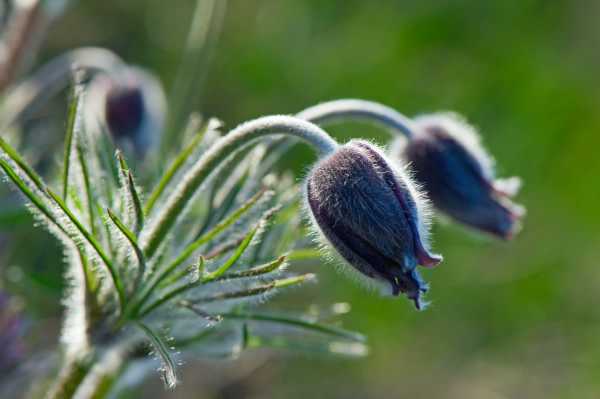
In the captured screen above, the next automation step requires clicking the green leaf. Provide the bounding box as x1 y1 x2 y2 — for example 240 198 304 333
145 115 208 215
0 158 59 229
142 119 298 259
62 80 83 200
161 188 270 280
106 208 146 292
136 225 260 318
46 188 126 312
97 128 120 202
192 147 253 239
170 254 285 286
164 255 206 287
116 152 144 233
76 142 97 235
216 255 286 280
178 298 222 324
216 310 365 343
187 273 316 304
0 158 96 294
202 224 258 281
0 137 45 190
100 202 117 258
127 171 144 233
136 322 178 389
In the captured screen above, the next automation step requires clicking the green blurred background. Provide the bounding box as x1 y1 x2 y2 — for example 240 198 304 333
19 0 600 397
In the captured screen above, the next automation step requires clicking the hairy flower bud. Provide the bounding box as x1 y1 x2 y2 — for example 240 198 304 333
85 66 166 157
105 83 145 139
306 140 441 309
394 113 524 239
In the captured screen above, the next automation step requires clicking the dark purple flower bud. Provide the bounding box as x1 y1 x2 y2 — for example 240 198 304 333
306 140 442 309
105 83 145 139
85 66 166 157
395 113 524 239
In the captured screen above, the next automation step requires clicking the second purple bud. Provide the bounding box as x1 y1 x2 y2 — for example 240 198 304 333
393 113 524 239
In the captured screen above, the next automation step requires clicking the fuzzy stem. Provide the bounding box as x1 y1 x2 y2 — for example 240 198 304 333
141 115 338 259
296 99 416 139
72 346 129 399
1 47 124 129
44 345 129 399
45 356 92 399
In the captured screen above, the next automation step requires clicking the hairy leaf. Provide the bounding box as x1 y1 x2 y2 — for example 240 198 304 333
136 322 178 389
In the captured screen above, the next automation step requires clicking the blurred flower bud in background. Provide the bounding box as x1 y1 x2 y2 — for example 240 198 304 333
306 140 442 309
392 113 524 239
85 66 166 157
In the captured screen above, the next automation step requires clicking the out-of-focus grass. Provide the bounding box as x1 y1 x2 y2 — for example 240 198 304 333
26 0 600 397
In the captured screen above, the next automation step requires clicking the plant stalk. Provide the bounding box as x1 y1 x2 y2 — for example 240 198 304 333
44 356 93 399
297 98 416 139
141 115 338 259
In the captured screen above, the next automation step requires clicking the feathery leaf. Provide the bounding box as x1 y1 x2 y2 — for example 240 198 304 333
62 80 84 200
0 137 45 190
76 142 97 235
106 208 146 292
187 274 315 304
116 152 144 232
203 309 364 342
46 188 126 311
136 224 259 318
136 322 178 389
162 188 270 280
145 116 208 215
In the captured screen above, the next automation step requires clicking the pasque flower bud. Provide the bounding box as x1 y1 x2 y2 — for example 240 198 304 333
395 113 524 239
105 83 145 140
306 140 441 309
85 66 166 157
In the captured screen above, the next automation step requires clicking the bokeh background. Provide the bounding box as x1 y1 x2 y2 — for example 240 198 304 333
5 0 600 398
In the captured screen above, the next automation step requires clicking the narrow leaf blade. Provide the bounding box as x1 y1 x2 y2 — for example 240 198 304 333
62 79 83 200
107 208 147 291
136 322 178 389
145 115 208 215
218 310 365 342
46 188 126 311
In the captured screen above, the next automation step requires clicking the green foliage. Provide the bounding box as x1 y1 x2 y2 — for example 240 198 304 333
0 80 364 396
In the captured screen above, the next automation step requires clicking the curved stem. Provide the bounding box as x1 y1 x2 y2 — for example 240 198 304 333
45 355 93 399
44 344 130 399
1 47 124 128
72 345 129 399
296 99 416 139
141 115 338 259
